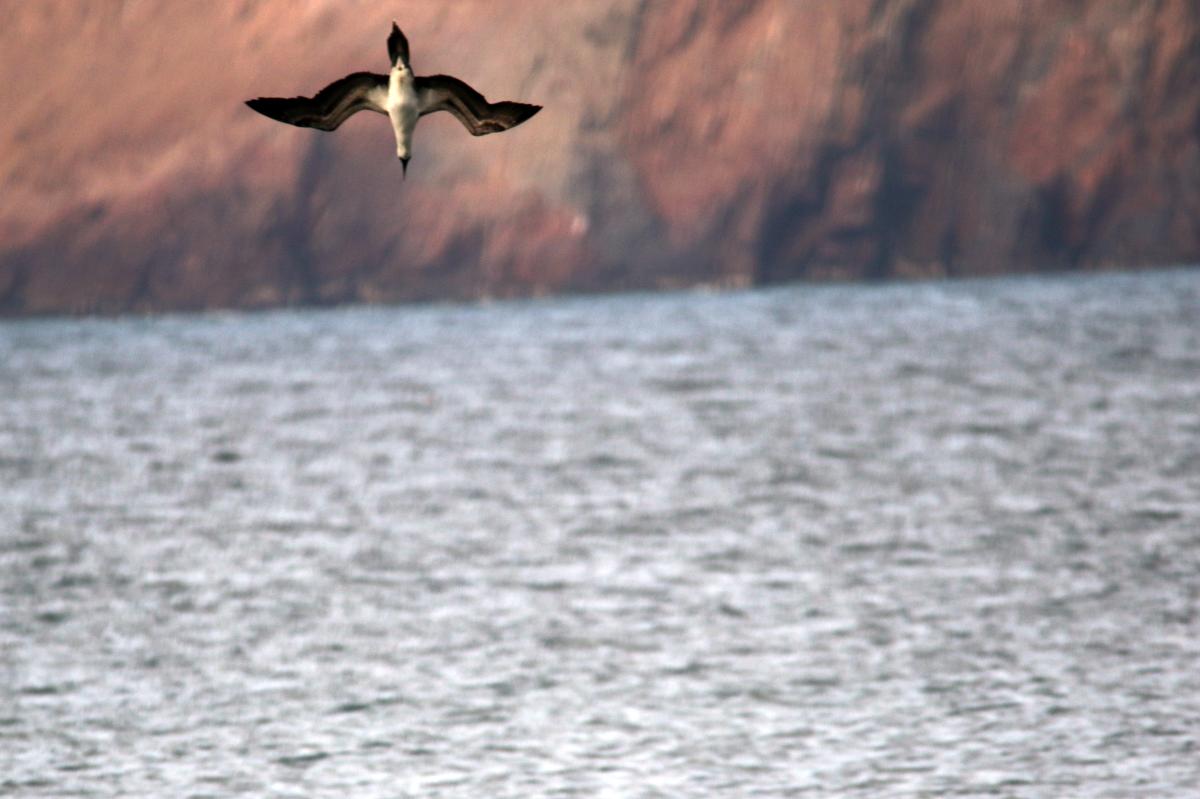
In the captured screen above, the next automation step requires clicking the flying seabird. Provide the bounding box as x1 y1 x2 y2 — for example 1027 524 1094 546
246 22 542 177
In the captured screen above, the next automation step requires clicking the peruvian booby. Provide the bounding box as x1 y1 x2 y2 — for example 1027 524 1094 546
246 23 542 177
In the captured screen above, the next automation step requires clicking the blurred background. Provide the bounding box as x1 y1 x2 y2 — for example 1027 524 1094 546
1 0 1198 315
7 4 1200 796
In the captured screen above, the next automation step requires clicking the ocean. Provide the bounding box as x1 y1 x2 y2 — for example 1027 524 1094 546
3 269 1199 797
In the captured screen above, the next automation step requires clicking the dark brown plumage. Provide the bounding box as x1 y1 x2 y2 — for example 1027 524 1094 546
416 75 542 136
245 72 386 132
245 22 542 172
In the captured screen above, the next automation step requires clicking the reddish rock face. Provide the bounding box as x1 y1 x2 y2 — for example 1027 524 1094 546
1 0 1197 315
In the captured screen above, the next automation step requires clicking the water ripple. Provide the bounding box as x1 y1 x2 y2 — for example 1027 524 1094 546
2 270 1200 796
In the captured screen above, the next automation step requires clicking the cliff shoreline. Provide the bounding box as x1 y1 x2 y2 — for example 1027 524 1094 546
2 0 1197 316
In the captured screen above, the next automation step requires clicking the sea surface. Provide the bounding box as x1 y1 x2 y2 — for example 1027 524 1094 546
2 269 1200 798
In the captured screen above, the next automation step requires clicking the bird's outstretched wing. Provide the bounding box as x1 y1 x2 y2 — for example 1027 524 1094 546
388 22 411 68
415 75 542 136
246 72 388 132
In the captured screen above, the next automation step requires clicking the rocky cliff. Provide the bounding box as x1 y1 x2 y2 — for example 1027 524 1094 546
2 0 1197 315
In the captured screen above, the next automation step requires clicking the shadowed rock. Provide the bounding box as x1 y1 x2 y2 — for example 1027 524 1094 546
1 0 1197 315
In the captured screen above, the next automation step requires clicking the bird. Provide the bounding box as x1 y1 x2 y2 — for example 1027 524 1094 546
246 22 542 178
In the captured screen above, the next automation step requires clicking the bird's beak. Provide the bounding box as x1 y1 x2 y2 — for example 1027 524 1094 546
400 158 409 179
